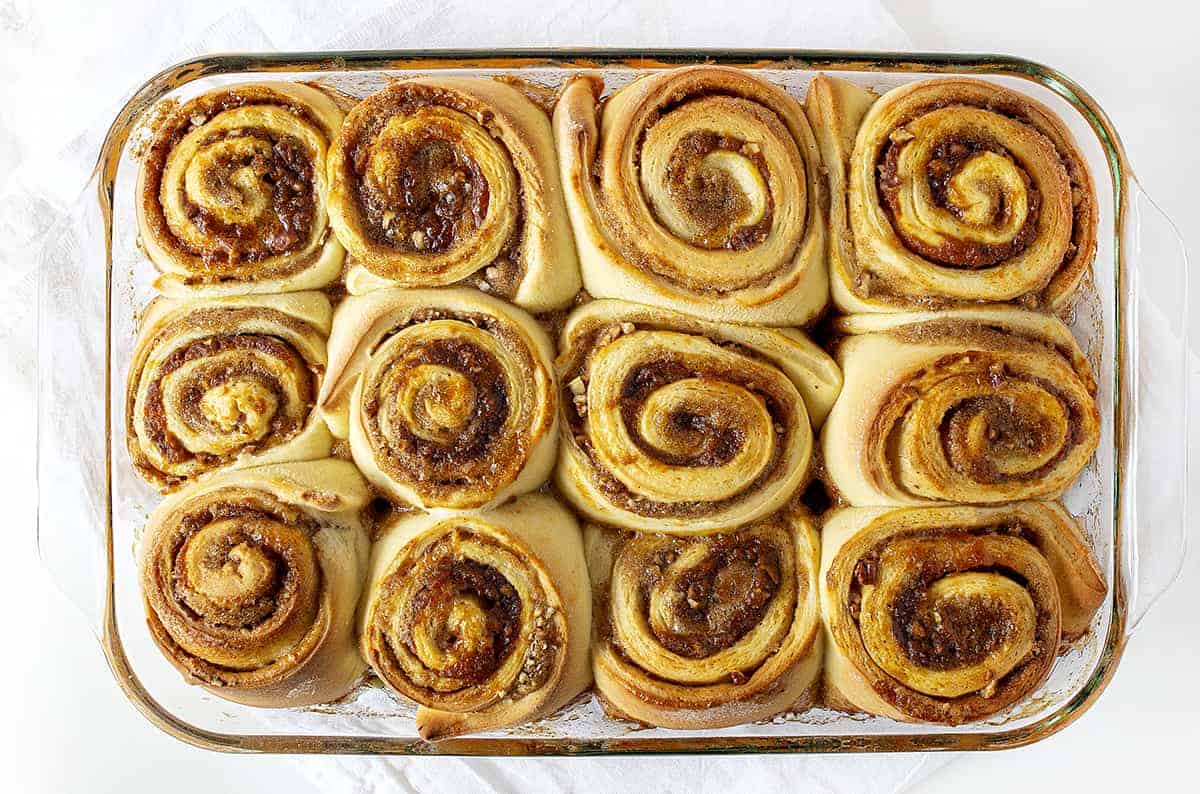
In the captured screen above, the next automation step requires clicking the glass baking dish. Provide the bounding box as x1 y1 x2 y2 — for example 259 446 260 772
36 49 1192 755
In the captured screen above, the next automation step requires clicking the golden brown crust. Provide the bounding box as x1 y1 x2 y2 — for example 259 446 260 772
360 495 591 739
820 502 1105 724
806 75 1096 313
125 292 333 492
327 77 579 310
555 299 841 534
137 82 346 296
554 67 828 325
137 460 371 707
822 306 1099 506
587 509 822 728
316 287 557 510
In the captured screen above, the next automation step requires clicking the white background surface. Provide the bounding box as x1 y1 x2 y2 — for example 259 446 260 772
4 0 1198 792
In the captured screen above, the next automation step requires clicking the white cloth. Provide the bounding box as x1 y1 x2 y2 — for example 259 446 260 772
8 2 965 792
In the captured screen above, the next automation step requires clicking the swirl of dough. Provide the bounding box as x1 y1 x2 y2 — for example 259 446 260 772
137 82 346 296
820 501 1105 723
360 495 591 739
821 306 1100 505
556 299 841 533
804 75 1096 312
554 66 827 325
125 292 333 492
327 77 579 310
138 460 371 707
318 287 557 509
587 508 822 728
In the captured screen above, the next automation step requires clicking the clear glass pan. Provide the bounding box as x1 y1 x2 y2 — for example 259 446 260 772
36 49 1192 755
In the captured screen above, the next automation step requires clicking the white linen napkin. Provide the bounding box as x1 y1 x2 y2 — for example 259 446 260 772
10 2 970 792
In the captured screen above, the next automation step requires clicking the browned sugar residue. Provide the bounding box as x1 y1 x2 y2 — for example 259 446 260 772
355 130 490 254
618 360 748 468
891 586 1016 671
878 134 1041 269
183 129 317 263
404 557 521 684
141 87 328 270
645 538 781 658
365 336 512 491
168 497 318 634
140 332 312 467
661 130 773 251
493 75 558 116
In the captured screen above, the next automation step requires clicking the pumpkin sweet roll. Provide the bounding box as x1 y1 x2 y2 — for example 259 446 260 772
803 74 1097 314
553 66 828 326
586 507 822 729
821 306 1100 506
317 287 557 510
820 501 1106 723
125 292 333 493
556 299 842 534
360 494 591 739
138 460 371 707
325 77 579 310
137 82 346 296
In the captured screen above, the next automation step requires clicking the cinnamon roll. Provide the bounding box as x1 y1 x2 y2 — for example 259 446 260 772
125 292 332 492
360 495 591 739
137 82 345 296
326 77 580 310
820 501 1106 723
587 508 822 729
556 300 842 534
317 287 557 510
804 75 1096 313
554 67 828 325
138 460 371 707
822 307 1100 505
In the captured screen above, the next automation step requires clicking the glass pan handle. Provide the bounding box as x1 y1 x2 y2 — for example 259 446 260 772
1121 177 1193 634
37 176 108 637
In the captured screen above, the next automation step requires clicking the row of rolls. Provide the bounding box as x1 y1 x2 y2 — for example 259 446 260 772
127 65 1106 739
137 67 1095 317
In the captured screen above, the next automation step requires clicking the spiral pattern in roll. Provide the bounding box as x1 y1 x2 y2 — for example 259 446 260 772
556 300 840 534
805 75 1096 313
360 495 591 739
317 287 557 509
820 502 1105 723
587 509 822 728
138 460 371 707
137 82 345 296
822 307 1099 505
326 77 580 310
126 292 333 492
554 67 828 325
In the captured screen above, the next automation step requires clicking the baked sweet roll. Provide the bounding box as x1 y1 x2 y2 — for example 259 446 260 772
360 495 591 739
822 307 1100 505
586 508 822 728
804 75 1096 313
820 501 1105 723
556 299 841 534
317 287 557 509
125 292 332 492
138 460 371 707
326 77 579 309
554 66 828 325
137 82 345 296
